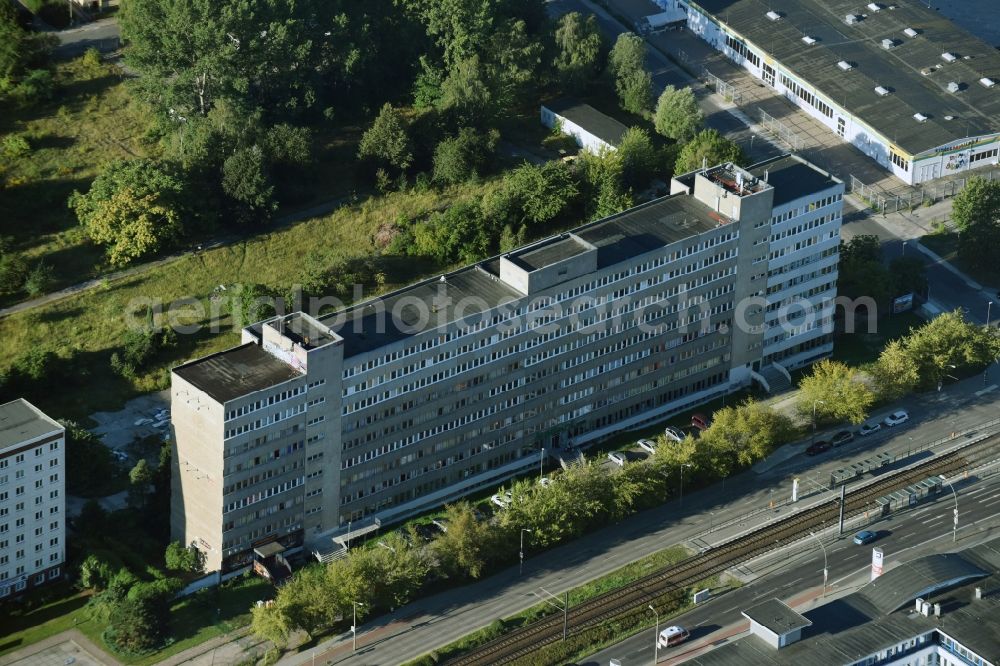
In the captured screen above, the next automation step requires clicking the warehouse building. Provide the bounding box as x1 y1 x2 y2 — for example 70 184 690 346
541 100 629 154
652 0 1000 184
171 155 843 572
0 399 65 598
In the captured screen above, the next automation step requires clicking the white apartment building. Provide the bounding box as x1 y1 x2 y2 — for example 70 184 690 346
0 399 65 598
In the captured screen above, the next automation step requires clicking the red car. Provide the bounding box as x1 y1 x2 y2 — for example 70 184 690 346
691 413 712 430
806 440 831 456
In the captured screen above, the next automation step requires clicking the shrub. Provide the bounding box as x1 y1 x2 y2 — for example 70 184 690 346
1 133 31 159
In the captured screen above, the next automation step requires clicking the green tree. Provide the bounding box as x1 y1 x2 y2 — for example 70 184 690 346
432 127 499 185
674 129 745 173
358 103 414 175
608 32 646 80
0 1 55 96
576 151 633 221
0 249 28 295
837 235 892 305
700 399 797 469
553 12 603 92
616 127 658 190
164 541 202 572
654 85 704 142
63 421 122 497
888 256 927 298
797 359 875 425
500 161 579 227
902 309 1000 387
22 261 54 297
229 283 277 328
128 459 154 509
437 55 493 127
616 67 652 115
412 201 489 263
432 502 492 579
78 554 115 591
952 176 1000 272
251 602 294 649
222 145 276 221
499 223 527 252
872 338 921 401
69 159 186 267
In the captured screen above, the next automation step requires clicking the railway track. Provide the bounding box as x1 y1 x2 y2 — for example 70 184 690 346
445 434 1000 666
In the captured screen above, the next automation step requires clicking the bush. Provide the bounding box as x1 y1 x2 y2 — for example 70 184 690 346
11 68 55 105
81 47 103 73
110 323 178 379
164 541 203 573
1 133 31 159
23 261 54 296
432 127 499 185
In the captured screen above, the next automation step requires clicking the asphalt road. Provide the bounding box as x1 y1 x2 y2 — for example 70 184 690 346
279 374 1000 665
584 470 1000 666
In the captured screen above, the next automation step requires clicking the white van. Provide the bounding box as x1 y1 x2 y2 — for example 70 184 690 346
658 625 690 648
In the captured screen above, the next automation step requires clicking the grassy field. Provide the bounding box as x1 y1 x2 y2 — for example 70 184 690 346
0 180 488 422
831 312 924 366
0 58 159 301
0 574 272 664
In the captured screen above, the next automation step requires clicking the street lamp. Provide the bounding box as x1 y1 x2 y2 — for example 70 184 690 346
811 400 826 444
520 528 532 576
901 240 907 257
809 531 829 598
352 601 365 652
649 604 660 665
540 447 545 480
942 475 960 543
987 301 993 328
679 463 692 507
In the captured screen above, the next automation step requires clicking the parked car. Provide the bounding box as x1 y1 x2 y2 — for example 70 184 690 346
607 451 627 466
858 421 882 436
853 530 878 545
638 438 658 454
805 440 830 456
658 625 690 648
883 409 910 427
664 426 686 443
490 491 512 509
691 413 712 431
831 430 855 447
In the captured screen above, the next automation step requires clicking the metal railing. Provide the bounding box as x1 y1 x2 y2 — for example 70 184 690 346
849 168 1000 214
703 68 744 105
757 107 804 151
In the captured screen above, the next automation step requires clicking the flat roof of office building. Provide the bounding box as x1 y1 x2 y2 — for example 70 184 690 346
747 155 842 207
688 538 1000 666
322 194 732 358
544 100 630 147
690 0 1000 155
741 598 811 635
0 399 62 452
173 343 303 403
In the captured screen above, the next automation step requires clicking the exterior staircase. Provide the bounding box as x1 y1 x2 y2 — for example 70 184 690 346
758 364 793 394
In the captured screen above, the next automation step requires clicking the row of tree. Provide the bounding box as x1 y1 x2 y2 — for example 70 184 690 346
0 2 57 106
251 397 795 648
796 310 1000 427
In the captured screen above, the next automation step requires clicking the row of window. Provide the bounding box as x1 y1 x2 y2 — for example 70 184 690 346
725 35 761 68
0 441 59 469
342 232 739 380
890 150 910 172
224 404 305 440
769 212 841 243
225 385 306 422
778 73 834 118
0 567 60 597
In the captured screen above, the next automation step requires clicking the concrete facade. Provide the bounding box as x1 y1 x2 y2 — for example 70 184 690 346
0 400 65 598
171 157 843 572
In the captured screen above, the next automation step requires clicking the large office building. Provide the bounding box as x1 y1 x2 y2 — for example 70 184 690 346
171 155 844 572
652 0 1000 184
0 399 65 598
